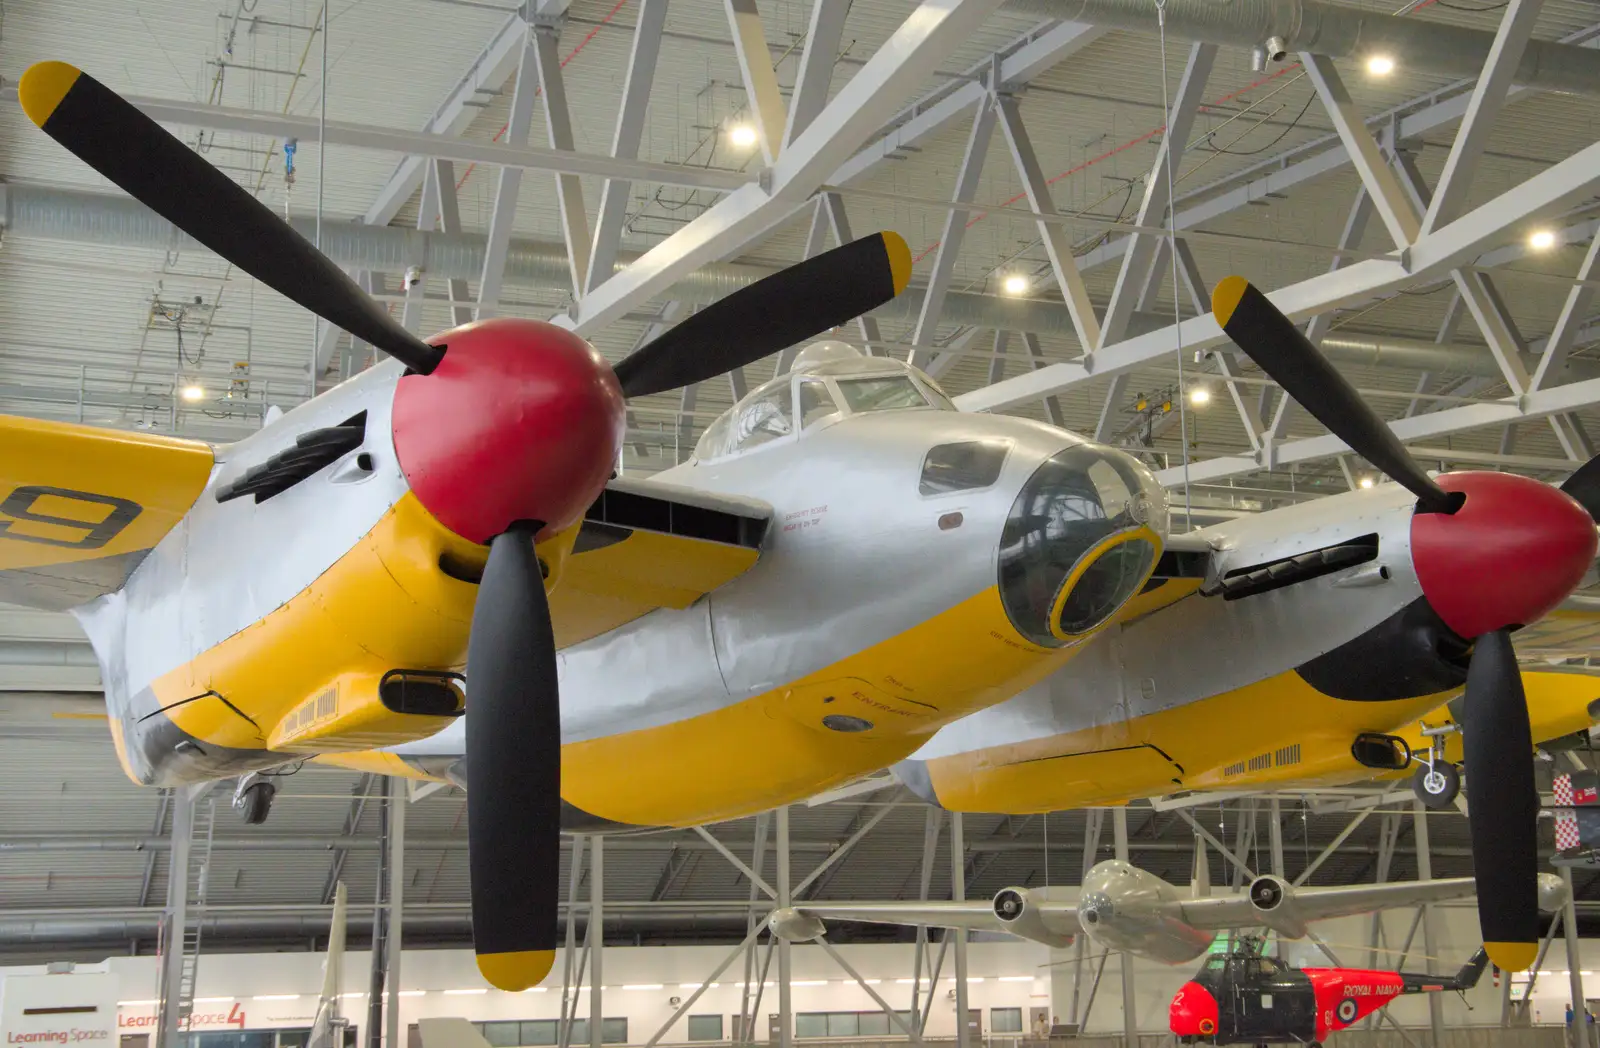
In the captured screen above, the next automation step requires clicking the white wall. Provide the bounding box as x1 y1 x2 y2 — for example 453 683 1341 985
0 941 1052 1040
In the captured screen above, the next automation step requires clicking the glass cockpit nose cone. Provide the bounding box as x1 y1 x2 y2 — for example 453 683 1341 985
998 445 1167 647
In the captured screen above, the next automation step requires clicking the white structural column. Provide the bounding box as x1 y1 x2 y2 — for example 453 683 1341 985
478 28 543 320
909 97 999 368
531 21 593 296
384 785 406 1048
950 811 970 1048
1299 55 1419 250
590 835 603 1048
1421 0 1547 236
995 94 1102 354
1099 43 1216 346
783 0 853 147
1268 797 1284 876
400 163 442 333
1113 808 1137 1048
155 786 196 1048
1412 801 1445 1046
1562 867 1591 1048
432 159 477 327
1021 333 1065 426
726 0 789 166
1535 232 1600 390
585 0 669 295
777 806 793 1048
566 0 1008 335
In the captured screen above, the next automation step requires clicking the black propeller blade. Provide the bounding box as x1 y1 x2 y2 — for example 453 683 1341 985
1560 453 1600 522
465 524 561 990
1211 276 1459 515
613 231 911 399
1461 629 1540 973
19 62 445 375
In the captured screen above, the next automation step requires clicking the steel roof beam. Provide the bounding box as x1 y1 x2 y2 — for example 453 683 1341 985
725 0 789 166
784 0 853 149
477 29 543 320
909 96 998 369
1098 43 1216 349
957 138 1600 413
562 0 1008 335
585 0 670 297
531 21 594 297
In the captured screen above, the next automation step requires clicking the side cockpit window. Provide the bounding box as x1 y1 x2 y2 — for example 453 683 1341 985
731 385 793 451
797 378 839 429
836 375 928 413
920 440 1010 495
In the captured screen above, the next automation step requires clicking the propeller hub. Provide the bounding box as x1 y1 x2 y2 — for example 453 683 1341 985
392 318 625 544
1411 471 1597 639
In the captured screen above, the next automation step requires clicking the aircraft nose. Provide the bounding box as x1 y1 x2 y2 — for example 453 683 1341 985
1411 471 1597 638
391 317 626 544
997 444 1168 646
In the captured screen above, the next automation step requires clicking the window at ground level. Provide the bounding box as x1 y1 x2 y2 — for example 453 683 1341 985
471 1018 627 1046
992 1008 1024 1033
796 1010 915 1038
687 1015 724 1041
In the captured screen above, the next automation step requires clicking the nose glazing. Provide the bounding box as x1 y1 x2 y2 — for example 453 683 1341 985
997 445 1168 647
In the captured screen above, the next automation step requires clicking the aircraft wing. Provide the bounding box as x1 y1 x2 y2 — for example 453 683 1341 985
788 900 1031 934
552 477 770 648
1176 878 1477 931
0 415 214 611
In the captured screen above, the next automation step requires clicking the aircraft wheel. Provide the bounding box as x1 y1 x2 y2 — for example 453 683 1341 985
1413 761 1460 809
238 780 275 825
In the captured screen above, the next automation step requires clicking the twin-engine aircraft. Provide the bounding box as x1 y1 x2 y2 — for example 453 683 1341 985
10 58 1600 983
770 859 1567 966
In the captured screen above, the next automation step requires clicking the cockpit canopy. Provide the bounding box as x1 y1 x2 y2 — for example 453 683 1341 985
693 342 955 463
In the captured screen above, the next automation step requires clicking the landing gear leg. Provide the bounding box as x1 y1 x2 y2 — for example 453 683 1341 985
1411 722 1461 809
233 772 276 825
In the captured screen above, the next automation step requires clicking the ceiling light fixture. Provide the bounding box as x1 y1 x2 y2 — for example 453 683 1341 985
1002 274 1030 296
623 984 665 991
729 123 758 149
1529 229 1557 251
1189 387 1211 406
253 995 300 1002
444 988 489 996
180 384 206 403
1358 476 1375 489
1366 54 1395 76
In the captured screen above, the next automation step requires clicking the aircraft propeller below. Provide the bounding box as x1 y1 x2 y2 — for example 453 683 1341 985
18 60 912 990
1213 275 1599 972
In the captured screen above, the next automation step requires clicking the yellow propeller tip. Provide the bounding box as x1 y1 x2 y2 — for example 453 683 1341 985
1212 274 1250 328
18 61 83 128
1485 941 1538 972
880 231 913 296
477 948 555 991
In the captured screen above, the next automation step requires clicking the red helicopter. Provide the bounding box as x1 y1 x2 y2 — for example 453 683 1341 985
1170 936 1488 1046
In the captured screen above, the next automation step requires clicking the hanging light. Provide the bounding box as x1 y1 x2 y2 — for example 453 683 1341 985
1529 229 1557 251
1002 274 1030 296
1358 476 1375 489
1189 386 1211 406
1366 54 1396 76
728 123 758 149
180 384 206 402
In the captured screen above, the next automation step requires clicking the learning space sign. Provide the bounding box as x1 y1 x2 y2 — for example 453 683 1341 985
0 972 118 1047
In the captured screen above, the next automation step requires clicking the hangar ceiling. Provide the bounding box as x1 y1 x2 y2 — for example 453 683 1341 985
4 0 1600 956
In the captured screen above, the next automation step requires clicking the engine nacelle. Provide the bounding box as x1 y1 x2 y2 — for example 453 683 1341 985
1538 872 1569 913
1078 860 1214 964
766 908 825 943
1245 874 1308 939
991 887 1076 948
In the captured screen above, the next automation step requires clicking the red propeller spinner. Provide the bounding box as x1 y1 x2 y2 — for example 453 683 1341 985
1411 471 1597 638
391 318 627 545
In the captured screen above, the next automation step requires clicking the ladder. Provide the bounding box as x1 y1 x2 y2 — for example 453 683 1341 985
176 792 217 1022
